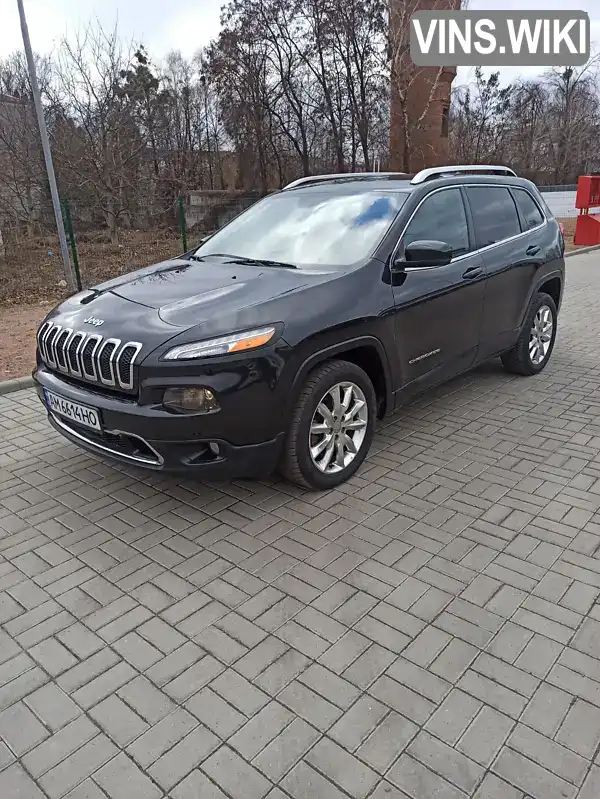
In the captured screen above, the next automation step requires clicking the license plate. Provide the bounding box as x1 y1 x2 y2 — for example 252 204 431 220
44 390 101 431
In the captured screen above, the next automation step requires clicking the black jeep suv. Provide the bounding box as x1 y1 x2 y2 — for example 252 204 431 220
33 165 565 490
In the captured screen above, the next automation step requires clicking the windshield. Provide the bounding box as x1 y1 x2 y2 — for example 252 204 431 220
194 189 409 268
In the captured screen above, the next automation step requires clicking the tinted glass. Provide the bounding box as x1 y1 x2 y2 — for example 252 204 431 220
403 188 469 256
514 188 544 230
195 189 409 268
466 186 521 247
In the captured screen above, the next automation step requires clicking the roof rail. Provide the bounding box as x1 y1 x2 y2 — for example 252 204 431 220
410 165 517 185
283 172 410 190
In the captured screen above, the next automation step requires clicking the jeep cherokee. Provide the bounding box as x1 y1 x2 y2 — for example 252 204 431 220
33 164 565 490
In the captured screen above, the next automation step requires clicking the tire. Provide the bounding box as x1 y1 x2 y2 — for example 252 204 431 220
280 359 377 490
501 291 557 376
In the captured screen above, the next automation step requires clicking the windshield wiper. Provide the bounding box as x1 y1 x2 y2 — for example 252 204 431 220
191 253 297 269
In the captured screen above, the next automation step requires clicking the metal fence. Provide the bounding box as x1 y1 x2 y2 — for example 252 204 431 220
540 184 578 193
0 182 582 306
0 191 260 304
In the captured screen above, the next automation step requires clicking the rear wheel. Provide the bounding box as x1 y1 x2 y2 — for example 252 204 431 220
281 359 376 490
501 291 557 376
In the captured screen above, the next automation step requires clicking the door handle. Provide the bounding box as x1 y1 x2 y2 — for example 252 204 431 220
526 245 540 256
462 266 484 279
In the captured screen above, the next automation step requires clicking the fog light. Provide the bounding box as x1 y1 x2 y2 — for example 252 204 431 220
163 387 220 413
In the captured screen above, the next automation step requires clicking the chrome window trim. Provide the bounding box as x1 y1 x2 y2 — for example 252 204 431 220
115 342 143 391
97 338 121 387
390 183 548 271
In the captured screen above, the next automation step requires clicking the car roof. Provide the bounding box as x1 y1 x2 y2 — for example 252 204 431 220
278 167 538 196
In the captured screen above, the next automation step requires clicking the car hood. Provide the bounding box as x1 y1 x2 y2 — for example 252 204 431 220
91 257 328 328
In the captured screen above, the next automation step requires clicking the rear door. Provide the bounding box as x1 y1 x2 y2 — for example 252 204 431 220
392 186 487 386
466 184 546 358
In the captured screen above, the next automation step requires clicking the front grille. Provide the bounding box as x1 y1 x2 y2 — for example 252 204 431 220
38 321 142 392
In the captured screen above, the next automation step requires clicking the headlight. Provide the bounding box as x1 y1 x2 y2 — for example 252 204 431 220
163 387 220 413
163 326 276 360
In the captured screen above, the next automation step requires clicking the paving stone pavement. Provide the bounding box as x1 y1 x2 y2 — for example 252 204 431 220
2 251 600 798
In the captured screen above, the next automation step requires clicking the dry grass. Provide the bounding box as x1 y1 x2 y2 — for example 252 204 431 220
561 217 579 251
0 228 188 307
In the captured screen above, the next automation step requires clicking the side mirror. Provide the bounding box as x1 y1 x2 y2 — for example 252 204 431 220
394 240 453 270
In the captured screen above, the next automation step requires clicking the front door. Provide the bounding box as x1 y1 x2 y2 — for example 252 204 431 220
392 186 487 387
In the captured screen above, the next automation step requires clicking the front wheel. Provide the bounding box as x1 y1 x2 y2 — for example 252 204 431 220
501 291 557 376
280 359 376 490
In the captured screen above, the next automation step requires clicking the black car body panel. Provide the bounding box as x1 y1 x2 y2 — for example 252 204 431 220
33 169 565 480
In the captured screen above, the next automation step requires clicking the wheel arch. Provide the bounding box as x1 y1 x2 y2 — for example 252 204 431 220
285 336 393 423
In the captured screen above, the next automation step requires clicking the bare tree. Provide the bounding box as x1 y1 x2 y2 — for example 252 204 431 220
50 24 145 244
0 52 49 234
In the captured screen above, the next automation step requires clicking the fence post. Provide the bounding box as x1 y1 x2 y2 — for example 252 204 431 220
177 196 188 253
61 200 82 291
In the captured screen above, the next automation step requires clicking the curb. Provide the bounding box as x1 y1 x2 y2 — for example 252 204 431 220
0 245 598 397
566 243 600 258
0 376 35 396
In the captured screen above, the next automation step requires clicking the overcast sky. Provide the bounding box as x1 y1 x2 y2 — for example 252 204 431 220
0 0 599 87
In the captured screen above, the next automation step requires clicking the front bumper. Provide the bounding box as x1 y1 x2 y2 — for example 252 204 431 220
33 367 284 478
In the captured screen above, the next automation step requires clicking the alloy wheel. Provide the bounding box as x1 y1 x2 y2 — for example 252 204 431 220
529 304 554 366
309 381 368 474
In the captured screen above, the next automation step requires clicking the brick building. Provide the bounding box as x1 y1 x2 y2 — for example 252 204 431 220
389 0 461 173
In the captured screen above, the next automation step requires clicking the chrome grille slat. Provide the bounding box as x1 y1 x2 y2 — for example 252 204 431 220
116 342 142 390
36 322 142 391
97 338 121 386
37 322 51 361
45 325 61 368
55 329 72 372
68 333 85 376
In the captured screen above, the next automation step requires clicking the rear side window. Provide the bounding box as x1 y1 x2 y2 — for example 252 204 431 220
466 186 521 247
513 188 545 230
403 188 470 256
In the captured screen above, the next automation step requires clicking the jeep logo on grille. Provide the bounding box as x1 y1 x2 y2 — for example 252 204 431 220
84 317 104 327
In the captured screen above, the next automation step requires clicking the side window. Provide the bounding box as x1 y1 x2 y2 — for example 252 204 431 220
403 188 469 257
466 186 521 247
513 188 545 230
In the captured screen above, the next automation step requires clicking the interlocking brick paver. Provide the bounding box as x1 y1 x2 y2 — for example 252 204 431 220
387 753 466 799
127 708 198 768
252 716 319 781
492 746 577 799
305 736 378 798
0 700 49 755
5 252 600 797
521 682 572 737
93 752 162 799
282 761 346 798
89 694 149 747
202 745 272 799
0 763 45 799
39 734 119 799
149 724 219 790
22 716 99 778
